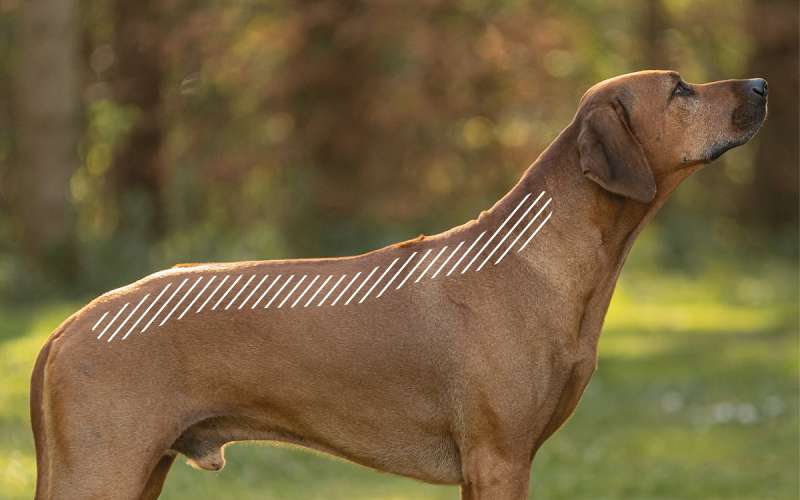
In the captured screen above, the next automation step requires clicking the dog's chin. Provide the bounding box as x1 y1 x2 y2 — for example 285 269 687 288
705 140 742 162
721 101 767 152
704 113 767 163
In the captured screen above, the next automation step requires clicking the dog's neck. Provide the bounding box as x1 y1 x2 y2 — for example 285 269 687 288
469 122 699 349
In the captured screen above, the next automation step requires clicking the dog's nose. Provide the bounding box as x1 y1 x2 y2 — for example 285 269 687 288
749 78 768 98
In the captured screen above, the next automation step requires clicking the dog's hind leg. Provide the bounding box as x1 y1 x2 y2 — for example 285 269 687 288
138 453 177 500
42 412 172 500
35 348 177 499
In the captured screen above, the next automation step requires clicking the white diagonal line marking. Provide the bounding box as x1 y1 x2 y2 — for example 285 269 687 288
292 274 319 308
143 278 188 332
212 274 241 310
239 274 268 310
517 210 553 252
331 272 360 306
346 266 378 305
160 276 204 326
416 246 448 282
91 311 109 331
462 192 532 274
360 259 398 303
278 275 306 308
179 276 216 319
266 274 294 308
252 275 281 309
107 294 149 342
476 191 546 271
197 275 229 313
377 252 416 298
432 241 463 279
448 231 486 276
397 249 431 289
318 275 346 306
97 303 129 340
123 283 171 339
496 199 551 264
226 274 255 310
305 275 332 307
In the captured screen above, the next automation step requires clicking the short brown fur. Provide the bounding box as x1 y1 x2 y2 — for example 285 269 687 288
30 70 767 499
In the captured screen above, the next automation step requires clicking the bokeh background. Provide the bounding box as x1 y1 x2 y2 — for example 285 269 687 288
0 0 797 499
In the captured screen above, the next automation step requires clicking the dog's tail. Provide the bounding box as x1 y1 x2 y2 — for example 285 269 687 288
30 315 74 500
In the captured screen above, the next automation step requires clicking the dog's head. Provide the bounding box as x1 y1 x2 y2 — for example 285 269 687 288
575 70 768 203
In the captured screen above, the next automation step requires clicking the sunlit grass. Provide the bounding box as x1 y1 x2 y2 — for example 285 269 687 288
0 264 796 499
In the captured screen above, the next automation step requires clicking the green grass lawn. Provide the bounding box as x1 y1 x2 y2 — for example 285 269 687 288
1 264 797 499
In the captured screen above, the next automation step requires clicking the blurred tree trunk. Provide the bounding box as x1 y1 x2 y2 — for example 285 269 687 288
12 0 80 280
641 0 669 69
744 0 799 233
110 0 166 238
280 0 373 256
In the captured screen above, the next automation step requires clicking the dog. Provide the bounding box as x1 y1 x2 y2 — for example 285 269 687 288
30 70 767 499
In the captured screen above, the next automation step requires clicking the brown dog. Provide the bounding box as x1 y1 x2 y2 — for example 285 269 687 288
30 70 767 499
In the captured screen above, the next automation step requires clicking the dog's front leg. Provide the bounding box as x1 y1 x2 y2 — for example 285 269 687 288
459 447 531 500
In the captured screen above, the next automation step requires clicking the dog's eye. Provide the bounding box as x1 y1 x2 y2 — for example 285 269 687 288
672 80 694 97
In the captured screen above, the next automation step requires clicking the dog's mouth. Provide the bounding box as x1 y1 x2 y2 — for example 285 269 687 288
706 98 767 162
706 139 743 162
732 99 767 133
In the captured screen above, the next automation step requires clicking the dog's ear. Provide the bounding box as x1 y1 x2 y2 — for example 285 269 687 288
577 104 656 203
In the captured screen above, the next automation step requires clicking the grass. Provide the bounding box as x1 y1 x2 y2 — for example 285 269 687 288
0 262 796 499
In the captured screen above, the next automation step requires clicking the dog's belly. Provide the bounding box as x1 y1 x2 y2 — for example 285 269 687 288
164 306 466 484
171 410 463 484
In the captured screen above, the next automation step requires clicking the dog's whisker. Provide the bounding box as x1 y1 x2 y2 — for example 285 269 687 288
477 191 545 271
495 198 551 264
107 294 149 342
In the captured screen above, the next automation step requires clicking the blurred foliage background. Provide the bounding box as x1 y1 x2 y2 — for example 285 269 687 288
0 0 796 295
0 0 797 499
